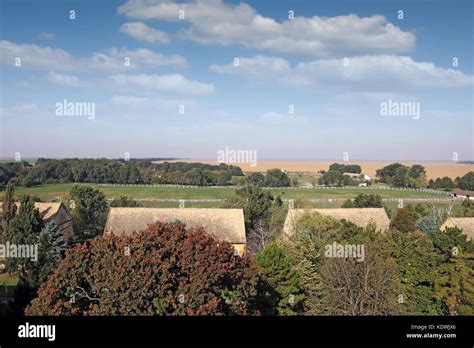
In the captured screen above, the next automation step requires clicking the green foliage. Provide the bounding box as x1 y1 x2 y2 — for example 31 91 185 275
8 196 44 314
385 230 440 315
1 182 17 241
318 170 344 186
256 242 304 315
246 172 265 187
0 159 243 187
0 161 32 186
429 228 474 315
342 193 383 208
434 250 474 315
264 169 290 187
389 208 417 232
376 163 427 188
458 171 474 190
13 221 67 314
26 222 261 315
376 163 405 184
69 185 108 241
404 203 428 222
427 177 455 190
284 212 351 314
329 163 361 174
109 196 141 207
223 185 280 230
460 198 474 217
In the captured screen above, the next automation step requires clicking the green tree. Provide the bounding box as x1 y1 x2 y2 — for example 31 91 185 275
376 163 406 184
460 198 474 217
34 222 67 284
342 193 383 208
385 230 440 315
264 169 290 187
434 251 474 315
7 195 43 275
407 165 427 188
329 163 361 174
393 166 408 187
1 182 17 241
319 170 344 186
109 196 141 207
458 171 474 190
256 242 304 315
69 185 108 241
430 227 474 315
427 177 455 190
8 196 44 313
246 172 265 187
223 184 279 230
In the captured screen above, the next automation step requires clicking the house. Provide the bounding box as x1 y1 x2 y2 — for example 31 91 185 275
343 172 371 181
104 208 247 255
0 202 73 241
283 208 390 236
440 217 474 240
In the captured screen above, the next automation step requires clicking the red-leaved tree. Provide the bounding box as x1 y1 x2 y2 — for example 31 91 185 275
26 222 261 315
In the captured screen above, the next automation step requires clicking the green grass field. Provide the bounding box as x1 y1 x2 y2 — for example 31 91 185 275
0 183 449 202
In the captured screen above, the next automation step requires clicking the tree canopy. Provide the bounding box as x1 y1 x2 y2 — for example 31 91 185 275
26 222 262 315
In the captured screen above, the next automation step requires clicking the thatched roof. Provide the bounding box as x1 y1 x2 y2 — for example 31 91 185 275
443 217 474 240
104 208 246 244
0 202 64 220
284 208 390 236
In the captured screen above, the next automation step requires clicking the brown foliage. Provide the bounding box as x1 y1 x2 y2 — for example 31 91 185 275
321 241 399 315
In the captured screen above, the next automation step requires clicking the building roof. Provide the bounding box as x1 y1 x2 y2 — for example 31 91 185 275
442 217 474 240
104 208 246 244
284 208 390 236
0 202 65 221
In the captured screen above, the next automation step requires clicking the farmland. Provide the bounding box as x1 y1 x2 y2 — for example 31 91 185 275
155 159 474 180
0 182 452 204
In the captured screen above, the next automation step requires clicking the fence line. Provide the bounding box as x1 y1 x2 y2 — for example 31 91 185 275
97 183 449 195
106 197 461 203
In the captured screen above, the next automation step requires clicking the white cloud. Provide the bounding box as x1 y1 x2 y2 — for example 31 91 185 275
259 111 308 124
106 73 215 95
211 55 474 90
48 72 83 86
210 55 290 80
0 40 186 71
120 22 170 43
118 0 416 57
0 40 78 71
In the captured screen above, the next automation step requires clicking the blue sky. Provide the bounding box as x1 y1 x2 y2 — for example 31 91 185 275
0 0 472 161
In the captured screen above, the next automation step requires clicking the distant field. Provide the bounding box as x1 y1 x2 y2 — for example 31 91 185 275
0 183 448 202
154 159 474 179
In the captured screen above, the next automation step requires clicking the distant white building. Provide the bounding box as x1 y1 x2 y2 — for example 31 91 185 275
343 173 371 182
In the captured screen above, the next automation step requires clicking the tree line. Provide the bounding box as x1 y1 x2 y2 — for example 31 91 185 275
0 159 245 187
